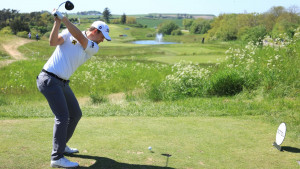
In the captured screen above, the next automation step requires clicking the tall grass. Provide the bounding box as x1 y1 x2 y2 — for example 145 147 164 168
148 28 300 100
72 57 172 97
0 57 172 102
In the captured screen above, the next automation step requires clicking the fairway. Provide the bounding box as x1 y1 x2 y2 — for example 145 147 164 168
0 117 299 169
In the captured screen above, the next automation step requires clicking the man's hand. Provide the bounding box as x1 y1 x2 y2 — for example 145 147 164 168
52 9 64 20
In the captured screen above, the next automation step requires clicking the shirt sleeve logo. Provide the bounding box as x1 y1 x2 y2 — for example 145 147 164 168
72 40 77 45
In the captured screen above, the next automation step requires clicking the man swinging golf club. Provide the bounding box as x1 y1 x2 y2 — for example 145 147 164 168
36 8 111 168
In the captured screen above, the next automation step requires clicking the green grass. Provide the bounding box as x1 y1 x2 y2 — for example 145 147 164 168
1 95 299 142
0 117 299 169
18 40 53 59
0 23 300 168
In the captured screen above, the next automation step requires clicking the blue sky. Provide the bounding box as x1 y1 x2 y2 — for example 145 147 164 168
2 0 300 16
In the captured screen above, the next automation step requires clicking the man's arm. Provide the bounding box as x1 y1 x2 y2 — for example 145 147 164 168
49 17 64 46
61 17 88 49
52 9 88 49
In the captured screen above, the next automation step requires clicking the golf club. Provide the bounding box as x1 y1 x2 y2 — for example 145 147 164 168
54 1 74 17
57 1 74 11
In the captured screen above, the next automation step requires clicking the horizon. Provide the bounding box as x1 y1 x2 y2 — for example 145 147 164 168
1 0 300 16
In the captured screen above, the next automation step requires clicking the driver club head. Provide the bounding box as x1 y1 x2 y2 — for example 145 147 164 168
65 1 74 10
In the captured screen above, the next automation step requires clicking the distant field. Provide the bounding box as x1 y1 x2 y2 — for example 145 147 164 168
136 18 183 28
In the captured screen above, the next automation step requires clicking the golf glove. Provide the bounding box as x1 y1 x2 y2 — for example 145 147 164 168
52 9 64 20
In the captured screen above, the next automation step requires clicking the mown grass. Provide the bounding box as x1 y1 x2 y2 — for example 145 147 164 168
0 117 299 169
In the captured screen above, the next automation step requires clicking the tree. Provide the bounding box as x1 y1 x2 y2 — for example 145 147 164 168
103 7 112 23
241 25 267 43
121 13 126 24
158 21 179 35
10 19 30 34
183 19 193 30
207 14 239 41
190 19 212 34
268 6 286 18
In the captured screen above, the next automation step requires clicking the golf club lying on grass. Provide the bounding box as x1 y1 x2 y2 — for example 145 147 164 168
53 1 74 17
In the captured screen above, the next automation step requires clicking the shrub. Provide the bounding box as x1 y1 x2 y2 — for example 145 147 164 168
126 16 137 24
17 31 29 38
128 23 144 28
90 92 108 104
171 29 183 36
208 70 244 96
43 31 51 38
148 61 210 101
0 26 13 35
111 18 120 24
147 83 163 101
146 33 155 37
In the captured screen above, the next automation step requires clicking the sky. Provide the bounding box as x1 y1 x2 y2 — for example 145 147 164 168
1 0 300 16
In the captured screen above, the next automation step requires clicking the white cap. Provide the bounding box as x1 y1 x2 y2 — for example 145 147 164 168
91 21 111 41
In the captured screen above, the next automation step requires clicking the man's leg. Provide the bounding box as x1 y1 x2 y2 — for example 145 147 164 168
37 73 69 160
63 83 82 143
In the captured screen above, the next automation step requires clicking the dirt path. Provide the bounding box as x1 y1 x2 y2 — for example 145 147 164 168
0 38 32 67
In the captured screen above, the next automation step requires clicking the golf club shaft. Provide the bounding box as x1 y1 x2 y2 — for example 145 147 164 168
57 1 67 10
54 1 66 16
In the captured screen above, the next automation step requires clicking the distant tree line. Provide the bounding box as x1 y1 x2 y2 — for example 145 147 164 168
110 13 145 28
77 11 101 15
207 6 300 42
0 9 53 36
0 8 111 37
179 6 300 42
145 13 193 19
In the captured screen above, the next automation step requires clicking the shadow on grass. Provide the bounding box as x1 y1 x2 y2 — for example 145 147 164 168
282 146 300 153
68 154 175 169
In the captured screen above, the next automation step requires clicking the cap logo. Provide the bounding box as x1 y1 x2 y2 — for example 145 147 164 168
99 26 102 29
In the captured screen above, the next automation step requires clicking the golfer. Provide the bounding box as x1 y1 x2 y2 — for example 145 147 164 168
36 9 111 168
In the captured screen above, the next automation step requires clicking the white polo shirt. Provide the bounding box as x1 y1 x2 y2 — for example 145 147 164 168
43 29 99 80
